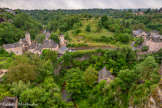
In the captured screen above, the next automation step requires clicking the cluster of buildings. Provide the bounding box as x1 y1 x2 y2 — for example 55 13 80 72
3 31 68 56
133 11 144 15
133 29 162 52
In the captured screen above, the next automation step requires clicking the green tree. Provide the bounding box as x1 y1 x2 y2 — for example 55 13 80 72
86 24 91 32
159 28 162 35
35 34 45 43
65 68 86 100
10 80 31 96
50 33 60 44
42 49 58 63
142 45 149 52
83 66 98 87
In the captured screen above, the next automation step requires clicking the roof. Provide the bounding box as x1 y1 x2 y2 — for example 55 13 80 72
45 32 51 39
58 46 68 54
98 66 114 81
42 39 58 48
133 29 144 35
151 30 159 34
35 43 42 51
27 42 36 49
3 42 22 49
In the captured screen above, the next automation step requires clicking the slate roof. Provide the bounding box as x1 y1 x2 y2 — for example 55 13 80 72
27 42 36 49
45 32 51 39
151 30 159 34
98 66 114 81
3 42 22 49
58 46 68 54
42 39 58 48
133 29 144 36
35 43 42 51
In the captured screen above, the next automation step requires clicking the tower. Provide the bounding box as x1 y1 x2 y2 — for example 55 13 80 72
59 34 65 47
25 32 31 45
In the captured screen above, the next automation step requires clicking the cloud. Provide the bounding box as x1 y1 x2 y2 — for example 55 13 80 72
0 0 161 9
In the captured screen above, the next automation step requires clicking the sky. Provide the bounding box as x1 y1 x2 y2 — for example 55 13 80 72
0 0 162 10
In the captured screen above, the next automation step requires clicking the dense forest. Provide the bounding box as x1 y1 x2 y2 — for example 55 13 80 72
0 8 162 108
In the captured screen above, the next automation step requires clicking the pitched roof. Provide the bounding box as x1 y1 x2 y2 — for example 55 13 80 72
151 30 159 34
3 42 22 49
98 66 114 81
27 42 36 49
58 46 68 54
42 39 58 48
35 43 42 51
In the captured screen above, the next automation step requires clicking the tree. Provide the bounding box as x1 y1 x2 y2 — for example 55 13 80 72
10 80 31 96
142 45 149 52
65 68 86 100
133 23 146 30
83 66 98 87
20 77 64 108
159 29 162 35
0 84 12 100
86 24 91 32
35 34 45 43
101 15 108 25
42 49 58 63
50 33 60 44
5 56 37 83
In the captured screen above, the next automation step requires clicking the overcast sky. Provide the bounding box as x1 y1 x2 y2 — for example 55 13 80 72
0 0 162 10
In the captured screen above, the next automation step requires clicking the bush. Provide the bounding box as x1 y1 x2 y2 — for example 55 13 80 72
142 45 149 52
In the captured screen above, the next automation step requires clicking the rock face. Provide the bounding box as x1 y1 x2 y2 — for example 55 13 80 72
147 80 162 108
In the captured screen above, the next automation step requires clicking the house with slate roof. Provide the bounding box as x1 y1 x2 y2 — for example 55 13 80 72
3 31 67 55
133 29 162 52
98 66 114 84
133 29 147 38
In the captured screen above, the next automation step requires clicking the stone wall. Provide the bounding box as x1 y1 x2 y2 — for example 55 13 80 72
5 47 23 55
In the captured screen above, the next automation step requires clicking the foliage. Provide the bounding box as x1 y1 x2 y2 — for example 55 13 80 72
50 33 60 44
142 45 149 52
42 49 58 63
35 34 45 43
83 66 98 87
85 24 91 32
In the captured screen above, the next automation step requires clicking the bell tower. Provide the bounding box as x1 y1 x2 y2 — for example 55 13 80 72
25 32 31 45
59 34 65 47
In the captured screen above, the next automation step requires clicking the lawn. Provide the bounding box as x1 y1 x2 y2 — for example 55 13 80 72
67 18 115 47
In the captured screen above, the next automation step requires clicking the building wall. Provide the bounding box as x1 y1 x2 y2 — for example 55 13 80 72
42 45 59 52
60 36 65 46
5 47 23 55
25 33 31 45
145 40 162 52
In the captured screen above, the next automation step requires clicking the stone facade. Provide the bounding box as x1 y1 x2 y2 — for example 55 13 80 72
133 29 162 52
3 32 66 55
59 34 65 47
98 66 114 84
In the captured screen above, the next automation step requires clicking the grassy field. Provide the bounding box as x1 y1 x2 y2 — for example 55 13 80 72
67 18 115 47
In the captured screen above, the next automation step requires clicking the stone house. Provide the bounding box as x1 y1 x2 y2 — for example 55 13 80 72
133 29 147 39
3 42 23 55
133 29 162 52
3 31 67 55
133 11 144 15
0 97 18 108
98 66 114 84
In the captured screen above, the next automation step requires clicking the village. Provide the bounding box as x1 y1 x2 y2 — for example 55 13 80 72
3 31 68 56
132 29 162 52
